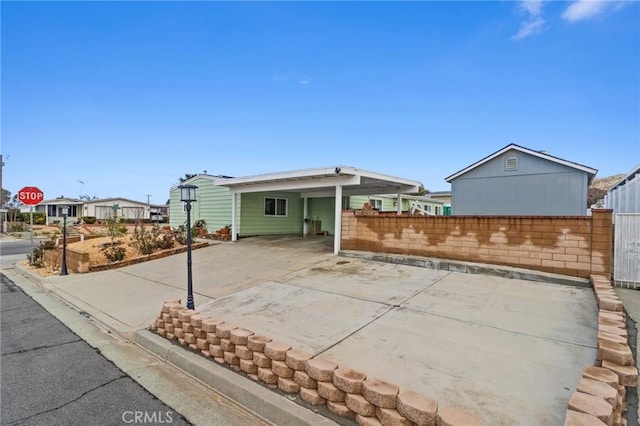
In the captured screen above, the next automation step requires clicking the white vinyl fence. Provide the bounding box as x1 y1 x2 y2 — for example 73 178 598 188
613 213 640 289
606 167 639 218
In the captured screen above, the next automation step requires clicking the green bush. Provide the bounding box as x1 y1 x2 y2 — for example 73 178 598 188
21 212 46 225
81 216 97 224
130 225 160 255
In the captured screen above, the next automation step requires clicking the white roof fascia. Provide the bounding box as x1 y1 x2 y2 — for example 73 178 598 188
229 175 361 194
171 174 231 191
445 144 598 183
222 167 353 187
220 166 421 195
343 186 418 197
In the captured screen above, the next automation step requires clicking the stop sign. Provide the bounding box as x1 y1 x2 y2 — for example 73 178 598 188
18 186 44 206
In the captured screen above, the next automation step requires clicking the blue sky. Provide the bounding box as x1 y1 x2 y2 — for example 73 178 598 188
2 1 639 204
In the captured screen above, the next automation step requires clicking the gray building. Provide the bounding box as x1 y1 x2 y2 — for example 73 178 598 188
445 144 597 216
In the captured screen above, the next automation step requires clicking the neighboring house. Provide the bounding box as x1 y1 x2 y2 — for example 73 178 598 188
33 198 83 225
605 164 639 214
445 144 597 216
31 197 168 225
349 194 446 215
169 166 422 254
82 198 168 222
425 190 451 204
424 190 452 216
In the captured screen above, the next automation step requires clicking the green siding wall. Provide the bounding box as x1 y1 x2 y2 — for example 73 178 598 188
169 177 236 232
308 197 336 234
349 195 396 211
239 192 303 236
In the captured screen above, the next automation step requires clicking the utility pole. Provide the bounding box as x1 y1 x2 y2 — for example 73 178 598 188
146 194 151 221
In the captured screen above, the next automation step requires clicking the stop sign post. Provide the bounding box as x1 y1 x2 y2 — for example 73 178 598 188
18 186 44 264
18 186 44 206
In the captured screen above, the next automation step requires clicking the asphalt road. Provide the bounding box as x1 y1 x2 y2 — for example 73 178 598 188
0 273 192 426
1 239 37 267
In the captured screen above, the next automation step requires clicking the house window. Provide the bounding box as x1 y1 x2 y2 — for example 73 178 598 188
369 199 382 210
265 197 288 216
505 156 518 171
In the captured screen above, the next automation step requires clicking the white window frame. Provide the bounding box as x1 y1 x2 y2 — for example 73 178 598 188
264 197 288 217
369 198 383 210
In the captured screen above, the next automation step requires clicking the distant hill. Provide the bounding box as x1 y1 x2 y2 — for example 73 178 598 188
588 174 625 207
591 174 625 191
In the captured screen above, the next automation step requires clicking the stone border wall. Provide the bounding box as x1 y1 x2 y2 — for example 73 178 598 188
564 275 639 425
43 242 209 274
150 302 485 426
341 210 612 278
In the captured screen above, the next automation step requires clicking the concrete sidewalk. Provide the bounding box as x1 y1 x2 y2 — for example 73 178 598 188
13 236 602 425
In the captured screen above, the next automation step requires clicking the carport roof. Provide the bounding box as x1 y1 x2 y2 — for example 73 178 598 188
216 166 422 197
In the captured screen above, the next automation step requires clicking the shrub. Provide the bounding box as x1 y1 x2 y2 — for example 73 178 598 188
27 239 56 268
81 216 97 224
21 212 46 225
156 233 175 250
8 222 25 232
192 219 207 236
130 225 161 255
173 226 187 245
102 241 126 262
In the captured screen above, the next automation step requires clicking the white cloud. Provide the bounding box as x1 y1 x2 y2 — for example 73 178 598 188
562 0 615 22
512 16 546 39
298 78 311 85
521 0 545 16
512 0 546 40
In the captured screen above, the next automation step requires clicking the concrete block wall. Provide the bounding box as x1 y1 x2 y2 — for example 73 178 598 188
341 210 613 278
151 301 485 426
564 275 638 426
43 248 90 273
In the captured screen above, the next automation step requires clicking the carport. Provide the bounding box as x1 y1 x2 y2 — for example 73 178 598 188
217 166 421 254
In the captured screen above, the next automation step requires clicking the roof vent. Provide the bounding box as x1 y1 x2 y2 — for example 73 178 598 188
505 156 518 171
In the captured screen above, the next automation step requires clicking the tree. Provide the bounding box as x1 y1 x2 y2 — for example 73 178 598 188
410 185 430 196
178 173 198 183
79 194 99 201
587 187 607 207
1 188 11 209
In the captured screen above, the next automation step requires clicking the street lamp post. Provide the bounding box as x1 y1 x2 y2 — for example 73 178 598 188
179 184 198 310
60 206 69 276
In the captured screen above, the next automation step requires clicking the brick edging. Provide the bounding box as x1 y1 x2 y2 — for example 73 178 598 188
150 302 485 426
564 275 639 425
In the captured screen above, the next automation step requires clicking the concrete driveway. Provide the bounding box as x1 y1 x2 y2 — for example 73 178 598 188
38 235 597 425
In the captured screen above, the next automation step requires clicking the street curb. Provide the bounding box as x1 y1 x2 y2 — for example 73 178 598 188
134 330 339 426
340 250 591 288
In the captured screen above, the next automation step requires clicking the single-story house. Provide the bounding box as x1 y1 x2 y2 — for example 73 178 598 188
82 198 168 222
30 197 168 225
445 144 597 216
169 166 423 254
349 194 446 215
425 190 451 205
31 198 84 225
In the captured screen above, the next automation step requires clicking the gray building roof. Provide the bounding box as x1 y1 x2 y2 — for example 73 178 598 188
445 143 598 184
